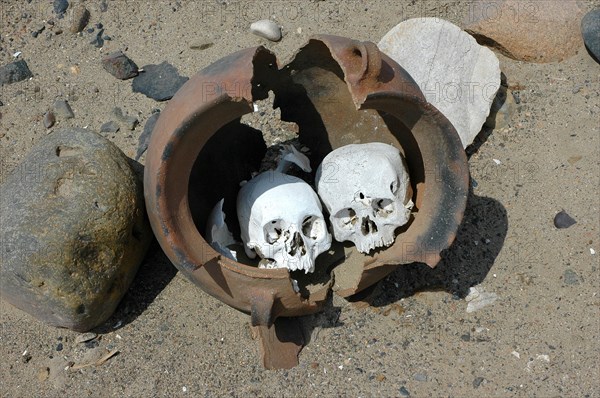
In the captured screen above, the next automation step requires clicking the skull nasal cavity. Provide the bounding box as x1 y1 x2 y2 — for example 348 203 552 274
361 216 378 235
289 232 306 256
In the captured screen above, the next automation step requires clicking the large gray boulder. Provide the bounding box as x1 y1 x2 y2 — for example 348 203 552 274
581 9 600 63
0 128 152 331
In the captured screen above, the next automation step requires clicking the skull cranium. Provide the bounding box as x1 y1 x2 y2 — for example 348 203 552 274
315 142 413 253
237 170 332 273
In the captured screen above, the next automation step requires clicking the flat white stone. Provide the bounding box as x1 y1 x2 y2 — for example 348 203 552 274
465 285 498 313
378 18 501 148
250 19 282 42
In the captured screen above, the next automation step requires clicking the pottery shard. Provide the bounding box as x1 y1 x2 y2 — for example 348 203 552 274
379 18 500 148
0 128 152 332
463 0 585 63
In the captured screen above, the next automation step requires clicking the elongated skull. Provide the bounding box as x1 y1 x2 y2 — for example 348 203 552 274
237 170 332 273
315 142 413 253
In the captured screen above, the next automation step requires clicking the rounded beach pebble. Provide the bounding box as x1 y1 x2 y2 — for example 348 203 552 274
250 19 282 42
553 210 576 229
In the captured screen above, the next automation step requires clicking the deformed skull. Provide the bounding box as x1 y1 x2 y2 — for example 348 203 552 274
315 142 413 253
237 170 332 273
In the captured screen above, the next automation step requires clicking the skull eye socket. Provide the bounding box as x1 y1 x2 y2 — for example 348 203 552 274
302 216 326 240
373 198 394 217
334 208 358 229
264 219 285 244
390 179 399 194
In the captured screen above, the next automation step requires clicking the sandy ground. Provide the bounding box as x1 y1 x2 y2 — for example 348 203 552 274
1 1 599 397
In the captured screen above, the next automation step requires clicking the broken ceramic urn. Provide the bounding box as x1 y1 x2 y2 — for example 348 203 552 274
144 35 469 369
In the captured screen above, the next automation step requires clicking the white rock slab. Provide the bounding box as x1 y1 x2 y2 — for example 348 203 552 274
378 18 501 148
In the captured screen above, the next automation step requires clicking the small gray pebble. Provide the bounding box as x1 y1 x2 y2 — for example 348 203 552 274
112 107 138 130
101 51 139 80
0 60 33 86
84 340 99 349
399 386 410 397
189 42 214 50
136 111 160 160
31 25 45 38
554 210 576 229
563 269 581 285
132 62 188 101
413 373 427 382
250 19 282 41
100 121 119 133
90 29 105 48
53 0 69 15
512 91 521 104
69 4 90 34
473 376 484 388
75 332 97 343
53 99 75 119
43 111 56 128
